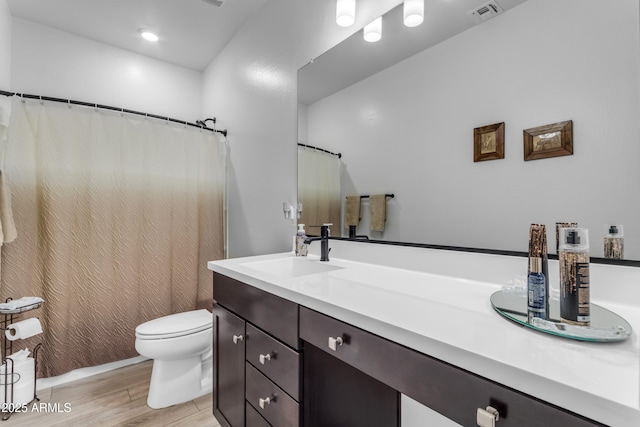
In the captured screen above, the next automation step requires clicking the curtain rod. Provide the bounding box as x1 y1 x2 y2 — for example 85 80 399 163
347 194 395 199
0 90 228 137
298 143 342 158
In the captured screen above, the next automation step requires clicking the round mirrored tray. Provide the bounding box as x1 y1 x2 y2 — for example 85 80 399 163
490 290 632 342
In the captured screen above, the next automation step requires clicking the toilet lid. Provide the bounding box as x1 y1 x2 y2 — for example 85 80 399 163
136 309 212 339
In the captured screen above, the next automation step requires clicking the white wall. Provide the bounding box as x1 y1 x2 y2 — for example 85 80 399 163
6 0 401 259
10 18 203 122
13 0 636 260
7 0 402 259
202 0 400 257
306 0 640 258
0 0 11 125
201 1 296 258
0 0 9 87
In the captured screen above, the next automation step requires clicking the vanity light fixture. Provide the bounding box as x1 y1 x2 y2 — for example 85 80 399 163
363 17 382 42
139 29 159 42
336 0 356 27
403 0 424 27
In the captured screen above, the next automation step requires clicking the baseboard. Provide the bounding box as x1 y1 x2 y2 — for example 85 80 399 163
36 356 149 391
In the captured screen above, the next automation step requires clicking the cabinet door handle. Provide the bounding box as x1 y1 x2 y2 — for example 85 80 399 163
476 405 500 427
328 336 344 351
232 334 244 344
259 353 272 364
259 396 271 409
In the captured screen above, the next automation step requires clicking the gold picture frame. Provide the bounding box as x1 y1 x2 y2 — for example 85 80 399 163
473 122 505 162
523 120 573 161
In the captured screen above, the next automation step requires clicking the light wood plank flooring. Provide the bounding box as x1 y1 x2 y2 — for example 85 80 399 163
1 360 221 427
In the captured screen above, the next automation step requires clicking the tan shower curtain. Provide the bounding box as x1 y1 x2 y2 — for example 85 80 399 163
298 147 341 233
0 97 226 377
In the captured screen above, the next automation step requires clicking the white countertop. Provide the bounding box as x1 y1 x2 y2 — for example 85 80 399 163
208 242 640 426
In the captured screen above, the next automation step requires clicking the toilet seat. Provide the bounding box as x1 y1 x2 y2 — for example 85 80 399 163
136 309 212 340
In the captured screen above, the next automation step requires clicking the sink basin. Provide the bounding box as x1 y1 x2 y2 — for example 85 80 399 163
243 257 344 278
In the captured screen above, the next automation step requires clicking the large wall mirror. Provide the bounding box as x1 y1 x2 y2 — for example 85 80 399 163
297 0 640 260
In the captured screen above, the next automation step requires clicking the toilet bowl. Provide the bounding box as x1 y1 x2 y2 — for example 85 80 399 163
135 309 213 409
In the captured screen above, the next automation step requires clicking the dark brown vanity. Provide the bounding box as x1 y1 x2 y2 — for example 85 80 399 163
212 272 604 427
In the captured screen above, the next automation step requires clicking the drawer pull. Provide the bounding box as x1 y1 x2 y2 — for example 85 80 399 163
328 336 344 351
232 334 244 344
476 406 500 427
259 353 272 364
259 396 272 409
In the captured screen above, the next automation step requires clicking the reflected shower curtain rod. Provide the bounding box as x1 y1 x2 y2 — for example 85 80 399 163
348 194 395 199
298 143 342 158
0 90 228 137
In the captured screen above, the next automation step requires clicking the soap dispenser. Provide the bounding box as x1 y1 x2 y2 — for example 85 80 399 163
296 224 308 256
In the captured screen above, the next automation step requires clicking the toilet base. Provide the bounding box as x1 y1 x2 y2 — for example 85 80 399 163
147 355 212 409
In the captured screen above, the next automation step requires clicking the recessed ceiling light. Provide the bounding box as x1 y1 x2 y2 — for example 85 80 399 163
138 29 159 42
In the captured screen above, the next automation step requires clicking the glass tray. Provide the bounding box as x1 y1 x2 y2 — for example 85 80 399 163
490 290 632 342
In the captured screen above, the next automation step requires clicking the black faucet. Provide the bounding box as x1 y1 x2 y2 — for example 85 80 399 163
348 225 369 241
304 224 331 261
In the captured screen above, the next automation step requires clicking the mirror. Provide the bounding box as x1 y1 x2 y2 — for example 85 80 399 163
297 0 640 260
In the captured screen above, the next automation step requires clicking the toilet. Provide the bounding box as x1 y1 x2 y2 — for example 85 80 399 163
135 309 213 409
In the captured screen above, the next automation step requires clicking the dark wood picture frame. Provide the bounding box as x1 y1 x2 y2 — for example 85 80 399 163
523 120 573 161
473 122 505 162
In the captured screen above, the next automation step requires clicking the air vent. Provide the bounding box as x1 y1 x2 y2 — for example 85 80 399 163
201 0 225 6
468 1 504 24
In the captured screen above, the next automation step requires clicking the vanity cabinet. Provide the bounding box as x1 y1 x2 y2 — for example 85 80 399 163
246 400 272 427
213 273 302 427
213 272 604 427
213 305 246 427
303 342 399 427
246 324 300 401
300 307 603 427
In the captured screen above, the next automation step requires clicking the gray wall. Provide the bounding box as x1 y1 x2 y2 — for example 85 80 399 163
306 0 640 258
0 0 11 125
201 0 400 258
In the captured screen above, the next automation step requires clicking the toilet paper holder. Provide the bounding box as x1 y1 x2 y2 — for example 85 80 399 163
1 297 44 421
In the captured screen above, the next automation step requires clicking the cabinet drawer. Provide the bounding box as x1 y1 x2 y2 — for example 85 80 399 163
246 323 301 401
214 272 299 349
246 363 300 427
246 402 271 427
300 307 602 427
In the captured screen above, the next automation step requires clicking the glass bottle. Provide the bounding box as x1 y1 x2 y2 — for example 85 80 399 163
603 224 624 260
559 228 590 326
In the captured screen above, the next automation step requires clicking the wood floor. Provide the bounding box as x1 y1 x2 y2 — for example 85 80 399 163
1 360 221 427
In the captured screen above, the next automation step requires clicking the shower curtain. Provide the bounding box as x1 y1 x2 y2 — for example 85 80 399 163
0 97 226 377
298 147 341 234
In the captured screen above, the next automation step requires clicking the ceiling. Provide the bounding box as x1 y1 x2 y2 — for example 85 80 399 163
298 0 528 105
7 0 267 71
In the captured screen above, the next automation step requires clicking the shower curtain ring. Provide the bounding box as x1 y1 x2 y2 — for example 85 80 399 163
39 96 43 105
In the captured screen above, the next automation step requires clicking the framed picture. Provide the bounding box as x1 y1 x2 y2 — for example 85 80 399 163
473 122 505 162
523 120 573 161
